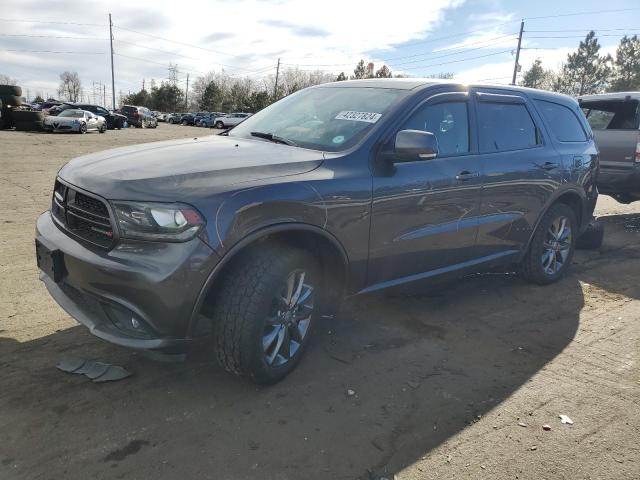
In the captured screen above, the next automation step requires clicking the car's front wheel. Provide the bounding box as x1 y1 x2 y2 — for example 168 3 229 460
215 121 224 129
212 246 320 384
520 203 577 285
78 123 87 134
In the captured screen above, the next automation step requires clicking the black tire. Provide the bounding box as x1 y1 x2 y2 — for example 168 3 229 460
611 193 635 204
0 94 22 107
0 85 22 96
78 122 87 134
99 123 107 133
520 203 577 285
12 110 44 123
576 220 604 250
1 107 13 129
168 118 174 124
215 121 224 129
14 120 43 131
181 120 187 126
212 245 320 384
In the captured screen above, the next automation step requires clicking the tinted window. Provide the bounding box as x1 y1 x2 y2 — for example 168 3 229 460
535 100 587 142
581 100 639 130
402 101 469 155
478 102 538 152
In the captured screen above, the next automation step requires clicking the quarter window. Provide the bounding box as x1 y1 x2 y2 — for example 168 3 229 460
402 101 469 155
535 100 587 142
477 102 538 152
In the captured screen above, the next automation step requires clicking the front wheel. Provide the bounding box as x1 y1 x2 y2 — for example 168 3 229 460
215 121 224 129
519 203 577 285
99 124 106 133
78 123 87 134
212 246 320 384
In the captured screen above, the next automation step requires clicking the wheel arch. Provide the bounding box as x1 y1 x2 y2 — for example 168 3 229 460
188 223 349 337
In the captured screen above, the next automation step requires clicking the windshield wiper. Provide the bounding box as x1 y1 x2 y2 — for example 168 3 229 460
250 131 297 146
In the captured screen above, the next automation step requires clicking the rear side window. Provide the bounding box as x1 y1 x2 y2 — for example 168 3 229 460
402 101 469 155
581 100 639 130
535 100 587 142
477 102 538 152
122 106 136 114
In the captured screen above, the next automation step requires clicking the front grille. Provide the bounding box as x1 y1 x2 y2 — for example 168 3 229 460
52 180 115 249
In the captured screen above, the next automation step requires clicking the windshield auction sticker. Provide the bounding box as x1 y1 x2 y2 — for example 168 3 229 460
335 111 382 123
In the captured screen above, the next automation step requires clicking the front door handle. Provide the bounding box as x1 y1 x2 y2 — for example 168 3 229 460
455 171 480 181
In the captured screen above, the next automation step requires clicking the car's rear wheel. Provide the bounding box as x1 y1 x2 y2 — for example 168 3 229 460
520 203 577 285
215 121 224 129
78 123 87 134
212 245 320 384
99 123 106 133
181 120 187 126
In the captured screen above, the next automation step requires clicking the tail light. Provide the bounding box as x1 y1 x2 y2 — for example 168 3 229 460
635 141 640 163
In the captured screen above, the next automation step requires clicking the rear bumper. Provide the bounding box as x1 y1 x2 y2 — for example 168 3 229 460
36 211 220 351
598 163 640 194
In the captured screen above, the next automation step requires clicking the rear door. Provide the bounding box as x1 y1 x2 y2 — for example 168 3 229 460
472 89 564 258
368 92 483 287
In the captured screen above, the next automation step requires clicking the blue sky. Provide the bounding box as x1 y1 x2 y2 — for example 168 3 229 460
0 0 638 100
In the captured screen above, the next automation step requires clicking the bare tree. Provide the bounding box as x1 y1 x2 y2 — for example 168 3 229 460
57 71 82 102
0 74 18 85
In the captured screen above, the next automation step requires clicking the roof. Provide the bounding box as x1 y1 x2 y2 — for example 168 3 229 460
317 78 578 106
578 92 640 102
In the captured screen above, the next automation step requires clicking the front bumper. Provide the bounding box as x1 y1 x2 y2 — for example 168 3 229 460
36 211 220 350
43 123 80 133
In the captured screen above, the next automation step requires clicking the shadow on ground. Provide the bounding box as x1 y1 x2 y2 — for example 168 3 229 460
1 213 638 480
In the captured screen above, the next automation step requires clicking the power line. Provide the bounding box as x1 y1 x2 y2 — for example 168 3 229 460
526 34 640 39
0 33 105 40
0 49 105 54
524 7 640 21
400 49 513 71
0 17 103 26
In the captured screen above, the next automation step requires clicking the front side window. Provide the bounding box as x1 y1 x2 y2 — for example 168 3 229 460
230 86 406 151
401 101 469 155
535 100 587 142
478 102 539 152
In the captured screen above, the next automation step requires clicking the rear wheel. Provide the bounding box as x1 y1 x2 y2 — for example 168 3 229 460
212 246 320 384
215 121 224 129
520 203 577 285
78 122 87 134
99 123 106 133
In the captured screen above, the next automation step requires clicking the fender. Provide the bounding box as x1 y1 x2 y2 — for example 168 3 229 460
187 222 349 337
519 186 587 260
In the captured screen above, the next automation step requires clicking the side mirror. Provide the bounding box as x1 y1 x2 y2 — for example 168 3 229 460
394 129 439 161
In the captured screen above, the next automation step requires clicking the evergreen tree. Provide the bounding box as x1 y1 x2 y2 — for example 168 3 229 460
352 60 367 79
554 31 612 95
336 72 347 81
610 35 640 92
375 65 392 78
200 81 224 110
519 59 554 90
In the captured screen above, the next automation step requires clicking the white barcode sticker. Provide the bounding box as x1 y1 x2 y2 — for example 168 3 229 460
335 111 382 123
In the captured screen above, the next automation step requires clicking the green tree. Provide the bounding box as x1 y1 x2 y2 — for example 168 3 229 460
336 72 348 81
610 35 640 92
33 94 45 103
352 60 368 79
554 31 612 96
246 90 270 112
375 65 392 78
200 81 224 110
519 59 554 90
151 82 183 111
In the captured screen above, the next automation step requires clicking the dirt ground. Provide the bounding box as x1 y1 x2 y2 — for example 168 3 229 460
0 124 638 480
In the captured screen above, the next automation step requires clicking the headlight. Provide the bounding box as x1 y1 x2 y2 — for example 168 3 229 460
111 201 205 242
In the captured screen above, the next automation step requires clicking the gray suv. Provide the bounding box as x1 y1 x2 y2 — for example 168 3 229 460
35 79 598 383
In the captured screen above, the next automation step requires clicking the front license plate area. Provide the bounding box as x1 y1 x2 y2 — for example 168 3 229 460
36 239 65 283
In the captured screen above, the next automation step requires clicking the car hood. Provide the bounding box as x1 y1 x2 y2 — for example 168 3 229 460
58 134 324 201
44 115 79 123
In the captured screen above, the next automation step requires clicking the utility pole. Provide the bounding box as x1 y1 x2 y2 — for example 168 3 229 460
184 73 189 110
109 13 116 109
511 19 524 85
142 78 145 91
273 58 281 98
103 84 106 107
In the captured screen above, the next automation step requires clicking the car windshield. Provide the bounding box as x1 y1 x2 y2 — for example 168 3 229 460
229 86 406 151
59 110 84 118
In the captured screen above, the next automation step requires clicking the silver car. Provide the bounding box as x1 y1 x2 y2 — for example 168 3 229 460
213 112 252 129
44 109 107 134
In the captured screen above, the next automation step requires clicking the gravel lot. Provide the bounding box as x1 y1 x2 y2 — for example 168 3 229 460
1 124 638 480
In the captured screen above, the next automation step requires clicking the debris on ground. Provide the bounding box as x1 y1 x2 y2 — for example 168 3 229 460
407 381 420 389
530 446 537 451
346 388 356 397
542 424 551 431
518 421 528 428
56 357 132 383
559 414 574 425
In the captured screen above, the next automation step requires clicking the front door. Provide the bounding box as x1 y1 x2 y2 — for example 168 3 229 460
368 92 483 288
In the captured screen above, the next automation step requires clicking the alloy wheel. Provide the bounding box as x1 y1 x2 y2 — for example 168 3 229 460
542 215 572 275
262 269 314 367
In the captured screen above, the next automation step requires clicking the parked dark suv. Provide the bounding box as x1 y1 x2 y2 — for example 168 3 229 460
120 105 157 128
35 79 598 383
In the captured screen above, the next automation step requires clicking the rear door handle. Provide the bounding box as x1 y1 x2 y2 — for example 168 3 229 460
540 161 559 170
455 171 480 181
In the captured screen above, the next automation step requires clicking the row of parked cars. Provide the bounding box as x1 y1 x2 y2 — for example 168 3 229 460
158 111 252 128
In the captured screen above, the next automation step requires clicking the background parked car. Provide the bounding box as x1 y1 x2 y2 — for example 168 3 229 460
121 105 157 128
43 109 106 134
51 102 127 130
213 112 252 129
166 113 182 124
580 92 640 204
199 112 227 127
180 113 196 126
